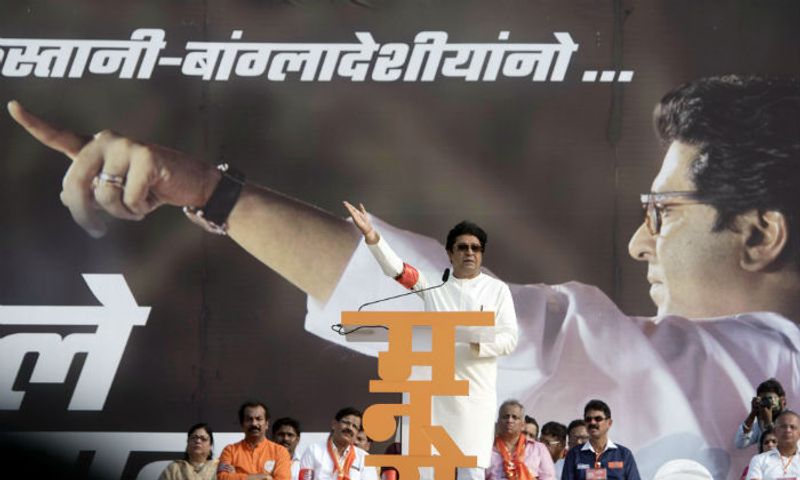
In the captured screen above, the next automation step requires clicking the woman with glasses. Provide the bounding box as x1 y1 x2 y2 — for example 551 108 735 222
160 423 218 480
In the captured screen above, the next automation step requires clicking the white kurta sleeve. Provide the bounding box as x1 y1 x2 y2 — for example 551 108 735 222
366 235 405 278
299 443 319 471
477 282 518 358
745 453 764 479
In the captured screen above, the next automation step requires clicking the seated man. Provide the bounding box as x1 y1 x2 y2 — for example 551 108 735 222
525 416 540 441
540 422 568 479
218 401 291 480
486 400 555 480
745 410 800 479
355 430 372 454
563 400 640 480
299 407 377 480
566 421 588 451
272 417 302 480
736 379 788 449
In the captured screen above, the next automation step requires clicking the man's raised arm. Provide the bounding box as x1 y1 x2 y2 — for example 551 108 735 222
7 101 360 302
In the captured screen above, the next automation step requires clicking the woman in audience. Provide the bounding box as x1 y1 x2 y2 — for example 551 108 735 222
160 423 218 480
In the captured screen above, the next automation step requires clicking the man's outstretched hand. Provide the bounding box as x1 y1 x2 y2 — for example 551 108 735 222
8 100 219 238
343 200 379 245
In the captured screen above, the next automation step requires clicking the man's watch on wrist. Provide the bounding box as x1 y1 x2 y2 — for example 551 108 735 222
183 163 246 235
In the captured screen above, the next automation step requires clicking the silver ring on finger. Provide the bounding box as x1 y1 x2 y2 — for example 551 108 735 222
94 172 126 189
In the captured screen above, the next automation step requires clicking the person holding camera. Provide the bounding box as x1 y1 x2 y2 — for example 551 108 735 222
736 379 788 449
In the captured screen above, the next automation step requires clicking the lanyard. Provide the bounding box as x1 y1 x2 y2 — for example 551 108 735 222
593 446 607 469
781 451 797 475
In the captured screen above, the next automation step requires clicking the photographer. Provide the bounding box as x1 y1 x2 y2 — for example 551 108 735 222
735 379 788 449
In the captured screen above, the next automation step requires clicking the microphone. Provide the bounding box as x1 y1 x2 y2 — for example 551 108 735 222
358 268 450 312
331 268 450 335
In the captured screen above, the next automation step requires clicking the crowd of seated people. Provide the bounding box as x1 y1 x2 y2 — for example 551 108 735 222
160 378 797 480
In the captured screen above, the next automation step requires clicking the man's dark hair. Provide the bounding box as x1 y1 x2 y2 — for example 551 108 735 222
524 415 538 429
654 75 800 268
335 406 363 422
445 221 488 252
540 421 568 442
185 422 214 461
757 378 786 397
584 399 612 419
238 401 270 424
272 417 301 436
567 419 586 433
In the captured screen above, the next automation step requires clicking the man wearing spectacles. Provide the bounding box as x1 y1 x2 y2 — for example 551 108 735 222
343 201 519 480
563 400 640 480
11 75 800 480
299 407 377 480
540 422 568 479
567 420 589 451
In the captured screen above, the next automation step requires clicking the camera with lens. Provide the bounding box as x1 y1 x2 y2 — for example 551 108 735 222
758 396 774 409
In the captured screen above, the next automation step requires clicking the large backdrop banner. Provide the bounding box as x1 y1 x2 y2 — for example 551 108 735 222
1 1 799 479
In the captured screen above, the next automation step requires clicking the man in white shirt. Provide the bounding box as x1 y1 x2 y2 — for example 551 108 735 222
272 417 302 480
10 75 800 480
746 411 800 479
299 407 377 480
344 202 519 480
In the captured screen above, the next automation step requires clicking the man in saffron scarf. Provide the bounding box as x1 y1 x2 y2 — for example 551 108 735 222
487 400 555 480
299 407 378 480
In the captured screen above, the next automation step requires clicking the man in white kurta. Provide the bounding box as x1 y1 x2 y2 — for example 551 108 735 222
344 203 518 480
300 408 378 480
745 411 800 479
300 441 376 480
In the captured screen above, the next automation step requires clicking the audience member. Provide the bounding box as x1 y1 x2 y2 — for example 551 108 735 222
356 430 373 453
540 422 568 479
563 399 640 480
160 423 217 480
486 400 555 480
759 429 778 454
737 379 788 449
740 428 778 480
272 417 302 480
566 420 588 450
745 411 800 479
299 407 377 480
218 401 291 480
524 415 540 440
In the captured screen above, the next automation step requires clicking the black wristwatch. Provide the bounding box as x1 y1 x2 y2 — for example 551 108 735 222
183 163 246 235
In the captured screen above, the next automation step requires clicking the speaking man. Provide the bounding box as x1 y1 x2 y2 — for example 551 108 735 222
344 202 518 480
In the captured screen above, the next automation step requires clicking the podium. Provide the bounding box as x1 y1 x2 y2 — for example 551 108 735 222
339 311 495 480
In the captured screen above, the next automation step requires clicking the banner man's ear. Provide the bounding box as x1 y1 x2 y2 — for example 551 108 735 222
739 210 789 271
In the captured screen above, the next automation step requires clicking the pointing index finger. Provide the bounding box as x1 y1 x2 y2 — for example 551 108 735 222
7 100 88 161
